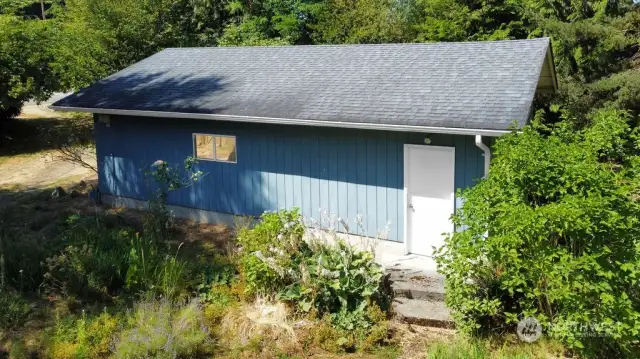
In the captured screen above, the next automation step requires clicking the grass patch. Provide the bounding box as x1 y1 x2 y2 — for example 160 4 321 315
425 337 566 359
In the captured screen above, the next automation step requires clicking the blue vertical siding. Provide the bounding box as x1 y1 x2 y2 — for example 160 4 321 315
95 116 486 242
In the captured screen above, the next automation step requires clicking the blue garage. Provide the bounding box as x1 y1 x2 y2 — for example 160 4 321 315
52 38 557 255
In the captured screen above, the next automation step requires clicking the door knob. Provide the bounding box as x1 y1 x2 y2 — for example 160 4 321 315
408 203 414 211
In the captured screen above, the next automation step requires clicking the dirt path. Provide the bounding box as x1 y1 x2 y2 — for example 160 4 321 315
0 106 97 190
0 151 96 189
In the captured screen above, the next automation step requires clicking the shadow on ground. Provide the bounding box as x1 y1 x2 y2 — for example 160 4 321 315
0 180 234 269
0 116 92 157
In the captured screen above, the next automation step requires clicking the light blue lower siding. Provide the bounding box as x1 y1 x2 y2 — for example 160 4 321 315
96 115 486 242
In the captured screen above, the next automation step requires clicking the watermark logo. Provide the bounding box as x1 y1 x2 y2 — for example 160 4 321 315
517 317 542 343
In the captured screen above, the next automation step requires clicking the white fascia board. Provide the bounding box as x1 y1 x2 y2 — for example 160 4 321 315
49 106 512 137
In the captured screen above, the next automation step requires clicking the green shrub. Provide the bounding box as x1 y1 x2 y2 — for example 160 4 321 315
46 310 120 359
43 215 133 298
435 109 640 357
143 157 205 243
237 208 392 348
281 240 389 330
0 289 33 330
237 208 390 326
113 298 212 358
307 311 391 354
236 208 305 295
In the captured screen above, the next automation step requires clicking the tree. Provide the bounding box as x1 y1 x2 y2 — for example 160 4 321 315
311 0 413 44
0 14 58 144
436 109 640 357
537 3 640 122
414 0 529 42
219 0 321 46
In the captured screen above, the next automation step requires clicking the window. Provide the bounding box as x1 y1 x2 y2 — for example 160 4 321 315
193 134 237 163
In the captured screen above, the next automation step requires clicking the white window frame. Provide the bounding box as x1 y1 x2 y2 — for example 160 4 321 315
192 133 237 163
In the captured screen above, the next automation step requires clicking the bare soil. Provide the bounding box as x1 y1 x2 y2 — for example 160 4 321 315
0 151 95 190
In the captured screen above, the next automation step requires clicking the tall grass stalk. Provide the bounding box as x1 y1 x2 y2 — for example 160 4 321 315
159 243 186 299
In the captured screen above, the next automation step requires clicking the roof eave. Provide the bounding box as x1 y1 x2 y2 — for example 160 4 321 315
49 106 513 137
546 44 559 93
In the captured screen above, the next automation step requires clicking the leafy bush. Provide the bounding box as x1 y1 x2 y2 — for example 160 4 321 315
46 311 120 359
236 209 305 295
280 240 389 330
435 109 640 357
237 208 392 344
202 282 244 329
112 298 212 358
0 289 33 330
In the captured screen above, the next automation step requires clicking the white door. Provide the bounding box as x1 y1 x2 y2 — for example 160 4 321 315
405 145 455 256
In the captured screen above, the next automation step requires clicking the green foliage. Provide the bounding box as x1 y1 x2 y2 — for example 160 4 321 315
0 3 108 124
46 311 120 359
0 224 55 292
0 288 33 330
113 298 212 358
143 157 204 242
435 108 640 357
8 339 29 359
125 234 189 299
308 308 391 353
44 214 189 300
44 215 133 299
236 208 305 294
238 208 391 342
197 255 238 301
280 240 389 330
0 14 58 121
414 0 527 42
425 338 542 359
311 0 410 44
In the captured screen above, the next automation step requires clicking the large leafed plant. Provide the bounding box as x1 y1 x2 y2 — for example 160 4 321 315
436 108 640 357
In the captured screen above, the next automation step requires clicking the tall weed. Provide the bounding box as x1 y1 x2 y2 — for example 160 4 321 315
0 288 33 329
44 215 132 298
113 298 211 358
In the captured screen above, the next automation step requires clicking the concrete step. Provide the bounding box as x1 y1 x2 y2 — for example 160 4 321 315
387 266 446 301
384 255 453 328
393 297 454 329
392 276 445 301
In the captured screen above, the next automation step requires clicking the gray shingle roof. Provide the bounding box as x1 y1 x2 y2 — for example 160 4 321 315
53 38 554 132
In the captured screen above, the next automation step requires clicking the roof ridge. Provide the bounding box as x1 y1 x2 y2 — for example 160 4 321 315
162 37 550 50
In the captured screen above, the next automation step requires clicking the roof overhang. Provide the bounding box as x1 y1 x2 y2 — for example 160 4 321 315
49 106 512 137
535 45 558 94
